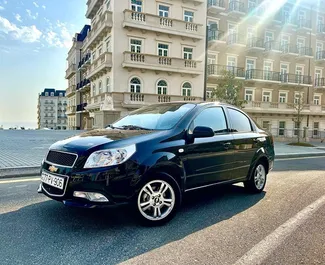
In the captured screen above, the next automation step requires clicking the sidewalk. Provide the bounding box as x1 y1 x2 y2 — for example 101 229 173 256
0 130 325 178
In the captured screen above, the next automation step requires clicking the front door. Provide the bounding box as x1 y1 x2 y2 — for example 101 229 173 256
182 107 235 190
227 107 261 179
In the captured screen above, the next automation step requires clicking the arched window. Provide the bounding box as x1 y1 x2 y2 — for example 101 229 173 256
130 77 141 93
92 83 96 96
157 80 167 95
182 82 192 96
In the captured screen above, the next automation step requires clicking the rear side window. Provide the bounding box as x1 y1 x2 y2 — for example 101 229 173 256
191 107 228 133
228 108 252 132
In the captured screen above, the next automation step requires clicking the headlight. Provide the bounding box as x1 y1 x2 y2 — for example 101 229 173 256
84 144 136 168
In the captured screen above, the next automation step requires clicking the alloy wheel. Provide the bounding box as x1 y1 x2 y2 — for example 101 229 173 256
254 164 266 190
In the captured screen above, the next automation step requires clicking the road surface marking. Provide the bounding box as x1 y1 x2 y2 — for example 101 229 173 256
234 194 325 265
276 155 325 161
0 178 39 184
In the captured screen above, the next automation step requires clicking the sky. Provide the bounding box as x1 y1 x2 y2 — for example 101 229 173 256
0 0 88 128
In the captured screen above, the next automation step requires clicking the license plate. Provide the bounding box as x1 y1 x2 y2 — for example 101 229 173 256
41 172 65 190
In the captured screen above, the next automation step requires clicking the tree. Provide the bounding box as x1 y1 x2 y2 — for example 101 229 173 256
293 91 304 143
211 69 246 108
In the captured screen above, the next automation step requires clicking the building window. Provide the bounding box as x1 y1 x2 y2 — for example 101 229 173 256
183 47 193 60
130 39 142 53
314 122 319 137
157 80 168 95
262 91 271 102
182 82 192 96
99 80 102 94
92 83 96 96
184 10 194 22
279 121 285 136
263 61 273 80
314 95 321 105
158 43 169 57
294 121 301 136
159 5 169 17
92 51 96 62
130 77 141 93
59 93 63 97
131 0 142 12
294 93 303 104
106 37 111 52
262 121 269 130
245 89 254 101
106 77 110 92
45 92 49 96
98 46 103 56
279 92 287 103
208 54 216 65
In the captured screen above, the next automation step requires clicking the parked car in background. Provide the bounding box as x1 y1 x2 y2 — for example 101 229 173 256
38 102 275 225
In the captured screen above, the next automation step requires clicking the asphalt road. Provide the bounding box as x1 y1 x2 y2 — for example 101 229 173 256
0 157 325 265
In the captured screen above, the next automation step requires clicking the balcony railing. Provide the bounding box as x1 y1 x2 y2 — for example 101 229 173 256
317 23 325 34
274 14 297 25
247 4 265 16
227 33 246 45
123 52 202 75
78 53 91 69
208 30 225 41
280 44 298 54
87 52 112 79
316 50 325 60
315 78 325 87
297 47 313 57
77 79 91 90
247 37 264 49
66 85 76 96
246 69 281 82
208 64 245 77
297 18 312 29
65 64 76 79
76 103 88 112
280 73 312 85
208 0 225 9
123 10 204 40
264 41 282 52
86 0 104 19
228 1 246 13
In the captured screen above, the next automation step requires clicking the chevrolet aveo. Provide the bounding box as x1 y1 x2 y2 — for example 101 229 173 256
38 102 275 225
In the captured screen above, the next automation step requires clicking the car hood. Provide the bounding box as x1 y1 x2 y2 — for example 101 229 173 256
50 129 159 153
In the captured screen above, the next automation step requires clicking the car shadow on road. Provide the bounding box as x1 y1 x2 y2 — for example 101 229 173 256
0 185 265 265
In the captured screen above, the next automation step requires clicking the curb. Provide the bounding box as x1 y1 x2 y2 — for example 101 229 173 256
0 166 40 179
275 153 325 159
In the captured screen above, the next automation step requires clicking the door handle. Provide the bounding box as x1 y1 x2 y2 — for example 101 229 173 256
223 142 231 149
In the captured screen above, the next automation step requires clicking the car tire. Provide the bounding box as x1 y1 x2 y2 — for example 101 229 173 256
134 173 182 226
244 161 267 193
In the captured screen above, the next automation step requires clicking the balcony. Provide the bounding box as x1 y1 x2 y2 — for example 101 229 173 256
78 53 91 70
316 51 325 62
123 10 204 40
317 23 325 35
87 52 112 80
207 0 226 13
86 0 104 19
122 52 202 76
208 64 245 78
77 79 91 91
247 4 265 17
227 33 246 47
296 47 313 60
66 106 76 115
122 93 199 108
208 30 226 44
264 41 282 53
274 14 297 27
279 73 312 86
83 9 113 50
227 1 246 17
245 69 281 83
244 101 296 114
65 64 76 79
44 101 55 106
280 44 298 59
315 78 325 88
66 85 76 97
297 19 312 32
246 37 264 52
76 103 88 112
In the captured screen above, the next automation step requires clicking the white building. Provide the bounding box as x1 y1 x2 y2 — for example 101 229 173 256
37 88 68 130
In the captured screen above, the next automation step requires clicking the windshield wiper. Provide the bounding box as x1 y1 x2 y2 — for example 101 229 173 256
116 125 153 131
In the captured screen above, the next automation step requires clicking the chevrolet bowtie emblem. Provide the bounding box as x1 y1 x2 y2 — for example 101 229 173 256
49 165 58 173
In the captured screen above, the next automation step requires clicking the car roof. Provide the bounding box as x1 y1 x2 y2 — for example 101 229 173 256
151 101 236 109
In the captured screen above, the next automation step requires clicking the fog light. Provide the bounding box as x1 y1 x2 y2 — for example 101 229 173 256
73 191 109 202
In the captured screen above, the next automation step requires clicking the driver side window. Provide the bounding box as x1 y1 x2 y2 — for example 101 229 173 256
191 107 228 133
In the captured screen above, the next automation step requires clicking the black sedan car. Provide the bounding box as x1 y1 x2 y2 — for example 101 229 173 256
38 102 274 225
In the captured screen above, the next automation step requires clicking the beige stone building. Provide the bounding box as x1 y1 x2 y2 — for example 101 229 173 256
207 0 325 139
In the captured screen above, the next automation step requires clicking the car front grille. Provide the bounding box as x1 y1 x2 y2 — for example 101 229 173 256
46 150 77 167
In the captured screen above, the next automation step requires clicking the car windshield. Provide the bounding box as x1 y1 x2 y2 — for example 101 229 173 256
110 103 196 130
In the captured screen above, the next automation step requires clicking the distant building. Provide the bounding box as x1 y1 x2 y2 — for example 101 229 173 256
37 88 68 130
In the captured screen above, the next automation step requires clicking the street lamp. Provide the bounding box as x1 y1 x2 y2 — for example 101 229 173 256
203 23 219 101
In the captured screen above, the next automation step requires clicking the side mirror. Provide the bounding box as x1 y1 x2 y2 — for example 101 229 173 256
192 126 214 138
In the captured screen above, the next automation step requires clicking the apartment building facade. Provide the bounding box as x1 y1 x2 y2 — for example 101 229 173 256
67 0 206 129
207 0 325 138
37 88 67 130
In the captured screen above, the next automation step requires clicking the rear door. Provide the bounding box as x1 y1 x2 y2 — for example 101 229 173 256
226 107 261 180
